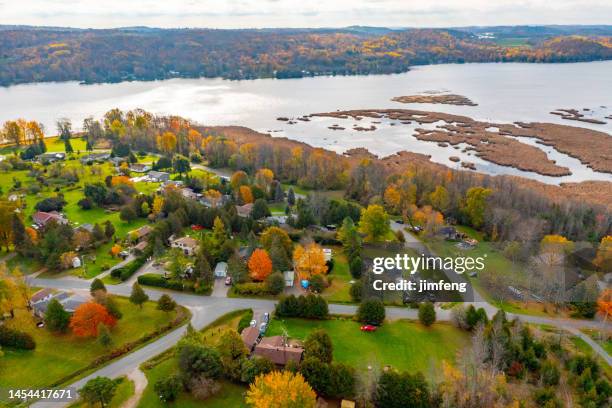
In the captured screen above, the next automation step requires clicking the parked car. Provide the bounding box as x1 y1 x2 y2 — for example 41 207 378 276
263 312 270 323
250 319 257 327
119 251 130 259
259 322 268 335
360 325 377 332
225 276 232 286
395 219 404 224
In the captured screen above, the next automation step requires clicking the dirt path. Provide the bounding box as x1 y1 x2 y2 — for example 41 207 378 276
121 368 147 408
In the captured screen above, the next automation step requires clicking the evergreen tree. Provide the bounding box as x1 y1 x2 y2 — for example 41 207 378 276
104 221 115 241
97 323 113 348
90 278 106 295
195 250 214 288
92 223 105 242
64 139 74 154
287 188 296 206
157 294 177 312
11 213 26 254
418 302 436 327
129 283 149 309
44 298 70 332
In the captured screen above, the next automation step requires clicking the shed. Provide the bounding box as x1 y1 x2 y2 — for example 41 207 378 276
283 271 295 287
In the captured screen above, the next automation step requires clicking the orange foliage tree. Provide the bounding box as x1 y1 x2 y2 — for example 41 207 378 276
293 243 328 281
597 289 612 325
594 236 612 271
110 175 134 187
245 371 316 408
248 249 273 281
69 302 117 337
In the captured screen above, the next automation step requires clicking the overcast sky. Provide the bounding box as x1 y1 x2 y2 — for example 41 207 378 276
1 0 611 29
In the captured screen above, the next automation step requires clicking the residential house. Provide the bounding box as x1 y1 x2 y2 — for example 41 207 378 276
31 291 88 319
32 211 68 228
80 152 110 164
214 262 228 278
133 240 148 254
110 157 126 167
253 336 304 366
76 223 94 233
283 271 295 287
236 203 254 218
323 248 333 262
129 225 153 242
38 152 66 163
181 188 200 201
171 236 199 256
265 215 288 225
30 288 54 306
148 171 170 183
241 326 260 352
130 163 152 173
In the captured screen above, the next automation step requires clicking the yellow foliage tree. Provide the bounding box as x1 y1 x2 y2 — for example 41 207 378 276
293 243 328 281
239 185 254 204
246 371 316 408
254 168 274 190
594 236 612 271
157 131 177 154
152 195 164 216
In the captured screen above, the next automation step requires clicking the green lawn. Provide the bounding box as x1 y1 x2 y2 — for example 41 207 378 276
267 317 469 375
268 201 287 215
322 249 354 303
423 225 552 317
138 310 251 408
581 328 612 355
0 297 180 389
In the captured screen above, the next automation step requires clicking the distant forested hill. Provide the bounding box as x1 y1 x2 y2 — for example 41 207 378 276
0 26 611 86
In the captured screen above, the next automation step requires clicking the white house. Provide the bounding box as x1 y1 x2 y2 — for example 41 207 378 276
323 248 333 262
171 236 199 256
283 270 295 287
214 262 228 278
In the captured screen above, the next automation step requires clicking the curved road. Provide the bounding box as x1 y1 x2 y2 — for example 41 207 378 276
29 227 610 407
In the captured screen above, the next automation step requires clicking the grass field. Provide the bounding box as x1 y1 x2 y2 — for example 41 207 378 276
322 249 354 303
267 317 469 376
138 310 251 408
423 225 555 317
0 297 179 389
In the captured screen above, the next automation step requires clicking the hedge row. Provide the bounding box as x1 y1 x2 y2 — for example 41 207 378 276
275 294 329 319
233 282 270 296
137 274 210 294
110 256 147 281
0 326 36 350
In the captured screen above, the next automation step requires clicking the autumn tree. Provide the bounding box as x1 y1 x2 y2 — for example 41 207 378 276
254 168 274 191
462 187 492 228
230 170 249 190
293 243 328 281
594 236 612 271
597 289 612 326
245 371 316 408
239 185 254 204
248 249 273 281
157 131 177 154
69 303 117 337
429 185 450 213
358 205 391 242
260 226 293 258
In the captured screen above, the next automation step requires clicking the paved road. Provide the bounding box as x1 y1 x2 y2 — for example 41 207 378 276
29 225 610 407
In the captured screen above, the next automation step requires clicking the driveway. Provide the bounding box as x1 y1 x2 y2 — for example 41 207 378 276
211 277 229 298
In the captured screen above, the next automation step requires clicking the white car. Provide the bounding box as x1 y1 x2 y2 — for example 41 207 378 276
249 319 257 327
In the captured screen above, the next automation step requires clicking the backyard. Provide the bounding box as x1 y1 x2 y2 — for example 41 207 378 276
267 317 470 376
0 297 182 390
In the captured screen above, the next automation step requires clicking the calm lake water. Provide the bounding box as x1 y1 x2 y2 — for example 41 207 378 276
1 61 611 184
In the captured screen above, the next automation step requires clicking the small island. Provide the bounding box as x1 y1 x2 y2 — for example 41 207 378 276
392 94 478 106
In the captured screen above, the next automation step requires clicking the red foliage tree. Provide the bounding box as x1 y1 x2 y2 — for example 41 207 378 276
69 302 117 337
248 248 273 281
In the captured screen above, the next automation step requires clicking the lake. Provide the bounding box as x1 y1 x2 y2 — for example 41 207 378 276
1 61 611 184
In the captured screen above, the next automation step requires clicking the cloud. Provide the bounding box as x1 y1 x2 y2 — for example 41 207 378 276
1 0 611 28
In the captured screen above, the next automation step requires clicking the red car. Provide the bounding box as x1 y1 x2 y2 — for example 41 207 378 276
191 225 204 231
360 325 377 332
